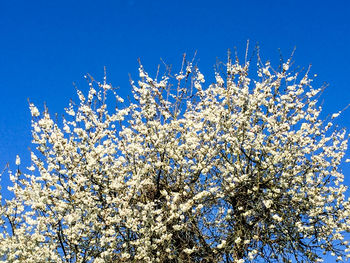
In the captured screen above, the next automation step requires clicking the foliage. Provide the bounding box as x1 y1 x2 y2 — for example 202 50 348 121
1 51 350 262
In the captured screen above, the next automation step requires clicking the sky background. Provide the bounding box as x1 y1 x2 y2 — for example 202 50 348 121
0 0 349 261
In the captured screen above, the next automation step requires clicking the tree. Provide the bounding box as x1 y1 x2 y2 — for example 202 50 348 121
0 50 350 263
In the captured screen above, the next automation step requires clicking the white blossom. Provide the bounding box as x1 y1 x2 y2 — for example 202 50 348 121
1 50 349 263
15 155 20 166
29 103 40 117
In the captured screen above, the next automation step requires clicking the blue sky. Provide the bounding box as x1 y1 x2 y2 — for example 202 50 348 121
0 0 349 261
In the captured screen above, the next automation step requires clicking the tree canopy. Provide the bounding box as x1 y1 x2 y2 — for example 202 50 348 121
1 51 349 262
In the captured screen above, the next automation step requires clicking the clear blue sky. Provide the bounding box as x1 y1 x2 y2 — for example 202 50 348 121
0 0 349 261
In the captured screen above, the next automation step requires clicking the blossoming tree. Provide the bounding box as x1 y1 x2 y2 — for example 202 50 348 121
1 51 349 263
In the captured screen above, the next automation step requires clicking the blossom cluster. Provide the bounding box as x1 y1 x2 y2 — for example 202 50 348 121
0 52 349 263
